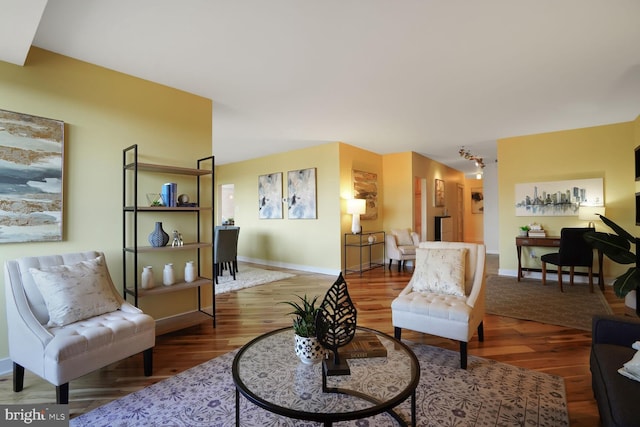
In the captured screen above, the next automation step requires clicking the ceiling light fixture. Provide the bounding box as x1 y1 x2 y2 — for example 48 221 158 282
459 147 485 169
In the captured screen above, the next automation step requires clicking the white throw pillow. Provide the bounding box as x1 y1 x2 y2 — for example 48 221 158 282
30 256 121 327
618 342 640 382
409 248 467 296
393 229 414 246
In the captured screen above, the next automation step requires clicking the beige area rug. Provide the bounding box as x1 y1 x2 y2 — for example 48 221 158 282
486 274 613 331
215 266 295 294
71 340 568 426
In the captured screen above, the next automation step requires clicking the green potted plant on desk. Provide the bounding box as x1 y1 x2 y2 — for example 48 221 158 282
281 294 326 364
584 215 640 314
519 225 530 237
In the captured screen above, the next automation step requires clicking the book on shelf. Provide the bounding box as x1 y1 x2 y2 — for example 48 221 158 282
338 331 387 359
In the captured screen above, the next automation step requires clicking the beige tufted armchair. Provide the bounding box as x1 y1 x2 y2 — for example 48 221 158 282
385 228 420 271
4 251 155 403
391 242 486 369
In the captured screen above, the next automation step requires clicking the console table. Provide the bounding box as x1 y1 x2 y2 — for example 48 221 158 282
344 231 385 275
516 236 604 289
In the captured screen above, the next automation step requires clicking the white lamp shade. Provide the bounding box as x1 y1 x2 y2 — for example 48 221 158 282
347 199 366 215
578 206 605 221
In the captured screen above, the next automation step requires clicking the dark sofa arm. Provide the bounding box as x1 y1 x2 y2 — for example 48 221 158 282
592 315 640 347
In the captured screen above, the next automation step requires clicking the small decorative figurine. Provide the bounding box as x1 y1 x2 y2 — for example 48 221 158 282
315 273 357 376
171 230 184 247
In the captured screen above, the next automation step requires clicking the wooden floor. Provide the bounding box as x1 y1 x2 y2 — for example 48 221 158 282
0 254 624 426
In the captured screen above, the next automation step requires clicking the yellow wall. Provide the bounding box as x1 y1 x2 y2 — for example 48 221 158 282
464 177 484 243
215 142 342 273
497 120 637 279
0 48 212 359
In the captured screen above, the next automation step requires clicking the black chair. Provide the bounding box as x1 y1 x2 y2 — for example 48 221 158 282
214 227 239 283
540 227 594 292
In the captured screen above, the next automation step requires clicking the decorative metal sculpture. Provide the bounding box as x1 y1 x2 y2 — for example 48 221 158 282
315 273 357 376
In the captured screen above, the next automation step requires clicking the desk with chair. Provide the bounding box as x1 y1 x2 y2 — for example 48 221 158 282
515 235 604 290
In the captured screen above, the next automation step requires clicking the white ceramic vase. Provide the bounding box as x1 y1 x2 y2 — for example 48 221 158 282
294 334 324 364
163 263 175 286
184 261 196 283
141 266 155 289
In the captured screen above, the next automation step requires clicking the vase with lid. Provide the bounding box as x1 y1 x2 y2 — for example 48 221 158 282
163 263 175 286
184 261 196 283
141 266 155 290
148 222 170 247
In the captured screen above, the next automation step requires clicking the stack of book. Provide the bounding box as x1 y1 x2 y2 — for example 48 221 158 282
161 182 177 207
338 331 387 359
528 224 546 237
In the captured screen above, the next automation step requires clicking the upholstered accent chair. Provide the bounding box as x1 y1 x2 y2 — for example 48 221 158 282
4 251 155 404
391 242 486 369
385 228 420 271
541 227 594 292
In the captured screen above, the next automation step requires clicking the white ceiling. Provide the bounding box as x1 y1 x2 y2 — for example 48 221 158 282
3 1 640 175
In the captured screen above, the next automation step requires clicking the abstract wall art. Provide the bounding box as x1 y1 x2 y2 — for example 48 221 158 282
288 168 316 219
258 172 283 219
353 169 378 220
0 109 64 243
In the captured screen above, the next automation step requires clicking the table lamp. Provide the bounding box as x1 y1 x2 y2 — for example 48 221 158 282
347 199 366 234
578 206 605 228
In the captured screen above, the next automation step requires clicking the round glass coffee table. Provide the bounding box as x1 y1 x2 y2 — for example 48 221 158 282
232 326 420 426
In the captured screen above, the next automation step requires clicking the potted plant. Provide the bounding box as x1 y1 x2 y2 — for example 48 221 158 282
281 294 326 364
584 215 640 314
519 225 530 237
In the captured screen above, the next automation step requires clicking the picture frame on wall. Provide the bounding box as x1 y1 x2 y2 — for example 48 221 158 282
0 109 64 243
515 177 604 216
288 168 317 219
258 172 283 219
353 169 378 220
471 187 484 214
434 179 445 207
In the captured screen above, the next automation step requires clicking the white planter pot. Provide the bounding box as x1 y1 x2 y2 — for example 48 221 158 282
294 334 324 364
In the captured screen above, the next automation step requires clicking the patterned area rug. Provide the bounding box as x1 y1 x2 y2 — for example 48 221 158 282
486 274 613 330
215 266 295 294
71 341 568 427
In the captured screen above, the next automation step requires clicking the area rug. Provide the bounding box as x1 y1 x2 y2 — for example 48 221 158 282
486 274 613 331
71 341 568 427
215 266 295 295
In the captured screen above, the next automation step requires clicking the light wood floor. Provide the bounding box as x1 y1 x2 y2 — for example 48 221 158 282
0 255 624 426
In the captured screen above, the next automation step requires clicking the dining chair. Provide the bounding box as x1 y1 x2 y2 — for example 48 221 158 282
541 227 594 292
214 227 239 283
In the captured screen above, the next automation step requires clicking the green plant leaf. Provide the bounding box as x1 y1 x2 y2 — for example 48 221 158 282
599 215 636 244
584 231 635 264
613 267 640 298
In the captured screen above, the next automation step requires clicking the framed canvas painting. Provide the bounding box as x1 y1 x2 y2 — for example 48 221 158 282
353 169 378 220
434 179 445 207
288 168 316 219
0 109 64 243
471 187 484 214
515 177 603 216
258 172 283 219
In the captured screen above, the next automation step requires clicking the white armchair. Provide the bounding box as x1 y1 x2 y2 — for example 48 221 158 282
4 251 155 403
391 242 486 369
385 228 420 271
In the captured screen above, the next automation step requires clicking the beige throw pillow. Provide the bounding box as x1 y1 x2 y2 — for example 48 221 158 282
409 248 467 296
30 256 121 327
393 229 414 246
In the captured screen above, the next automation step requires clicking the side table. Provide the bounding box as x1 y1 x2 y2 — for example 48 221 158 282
344 231 385 275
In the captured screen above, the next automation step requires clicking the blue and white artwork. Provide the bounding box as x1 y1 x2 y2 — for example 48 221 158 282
288 168 316 219
515 178 604 216
258 172 283 219
0 110 64 243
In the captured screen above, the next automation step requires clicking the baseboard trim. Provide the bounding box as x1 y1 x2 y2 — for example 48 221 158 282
236 256 341 276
